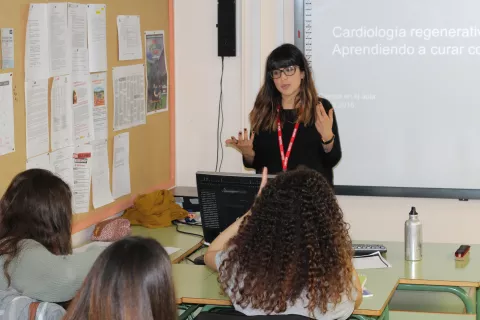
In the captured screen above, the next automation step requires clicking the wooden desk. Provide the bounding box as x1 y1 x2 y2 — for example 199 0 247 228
365 241 480 287
173 241 480 319
172 265 396 318
131 224 204 263
173 264 229 305
356 241 480 319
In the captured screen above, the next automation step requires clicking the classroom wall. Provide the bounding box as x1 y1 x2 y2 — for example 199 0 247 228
174 0 244 183
175 0 294 185
174 0 480 245
339 196 480 244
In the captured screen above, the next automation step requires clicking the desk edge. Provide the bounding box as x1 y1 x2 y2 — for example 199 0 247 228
172 240 204 264
180 298 232 306
399 279 479 287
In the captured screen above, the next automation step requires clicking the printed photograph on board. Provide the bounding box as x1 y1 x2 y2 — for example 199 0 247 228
145 31 168 114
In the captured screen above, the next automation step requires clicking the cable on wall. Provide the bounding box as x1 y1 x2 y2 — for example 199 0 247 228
215 56 225 172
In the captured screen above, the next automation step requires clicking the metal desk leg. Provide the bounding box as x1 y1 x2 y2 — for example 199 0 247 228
397 284 475 314
378 305 389 320
476 287 480 320
350 316 374 320
178 305 201 320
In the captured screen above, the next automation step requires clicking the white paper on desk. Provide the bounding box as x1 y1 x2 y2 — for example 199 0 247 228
25 4 49 81
112 132 131 199
73 144 92 214
48 3 71 77
113 64 146 131
87 4 107 72
72 75 95 144
26 153 53 171
25 79 49 159
117 15 142 61
165 247 180 256
353 252 392 270
51 75 74 151
68 3 87 49
91 139 113 209
72 48 90 76
73 241 112 253
91 72 108 140
50 146 74 189
1 29 14 69
0 73 14 156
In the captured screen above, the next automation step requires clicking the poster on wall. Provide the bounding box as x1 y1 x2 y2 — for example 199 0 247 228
86 4 107 73
72 75 94 144
91 72 108 140
0 73 15 156
117 15 142 61
112 64 146 131
145 30 168 115
1 28 14 69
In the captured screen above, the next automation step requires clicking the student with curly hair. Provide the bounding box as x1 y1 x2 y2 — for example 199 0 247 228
204 167 362 319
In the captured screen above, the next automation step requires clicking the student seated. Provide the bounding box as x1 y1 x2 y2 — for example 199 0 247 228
64 236 177 320
0 169 105 303
204 167 362 319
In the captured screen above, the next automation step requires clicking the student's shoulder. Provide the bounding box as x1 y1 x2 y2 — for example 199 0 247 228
18 239 44 251
215 250 226 268
215 247 236 269
5 240 53 271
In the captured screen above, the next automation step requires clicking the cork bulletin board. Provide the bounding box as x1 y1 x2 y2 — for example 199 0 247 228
0 0 176 232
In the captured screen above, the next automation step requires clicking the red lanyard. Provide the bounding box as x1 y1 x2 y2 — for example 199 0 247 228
277 106 300 171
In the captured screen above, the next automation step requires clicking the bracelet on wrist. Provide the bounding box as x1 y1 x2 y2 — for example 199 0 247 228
321 134 335 145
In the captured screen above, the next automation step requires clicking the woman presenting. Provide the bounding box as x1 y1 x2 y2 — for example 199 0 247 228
227 43 341 186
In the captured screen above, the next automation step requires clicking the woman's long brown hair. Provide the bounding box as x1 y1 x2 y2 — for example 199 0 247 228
0 169 72 286
250 43 319 132
64 236 177 320
218 167 354 316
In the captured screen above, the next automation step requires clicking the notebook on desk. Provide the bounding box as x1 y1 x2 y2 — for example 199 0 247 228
353 251 392 270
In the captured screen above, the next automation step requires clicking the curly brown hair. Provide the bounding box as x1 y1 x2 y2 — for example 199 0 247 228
218 167 354 315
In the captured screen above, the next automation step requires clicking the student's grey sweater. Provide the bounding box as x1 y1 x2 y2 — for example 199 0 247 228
0 239 104 302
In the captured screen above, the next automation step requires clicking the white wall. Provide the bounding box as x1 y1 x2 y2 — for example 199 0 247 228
340 196 480 244
175 0 244 186
174 0 480 244
175 0 293 184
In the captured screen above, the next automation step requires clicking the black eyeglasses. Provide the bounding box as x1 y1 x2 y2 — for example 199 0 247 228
270 66 297 79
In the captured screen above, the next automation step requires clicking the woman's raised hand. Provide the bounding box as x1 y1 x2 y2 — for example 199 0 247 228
315 102 334 141
226 128 255 156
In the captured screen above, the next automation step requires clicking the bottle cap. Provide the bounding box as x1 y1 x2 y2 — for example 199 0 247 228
409 207 418 216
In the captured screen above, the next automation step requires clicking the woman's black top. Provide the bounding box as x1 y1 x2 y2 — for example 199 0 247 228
243 98 341 186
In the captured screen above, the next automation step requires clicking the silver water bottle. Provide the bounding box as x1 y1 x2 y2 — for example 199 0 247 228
405 207 422 261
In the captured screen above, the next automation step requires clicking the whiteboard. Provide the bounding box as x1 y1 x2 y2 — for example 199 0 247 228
302 0 480 197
